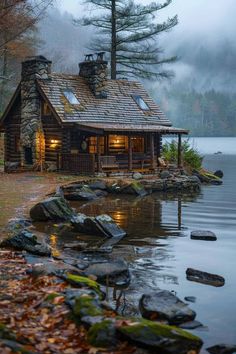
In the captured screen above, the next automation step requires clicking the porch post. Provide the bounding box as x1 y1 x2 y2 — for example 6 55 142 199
97 136 101 172
150 133 156 170
177 133 182 168
156 133 161 162
105 134 109 155
128 135 132 171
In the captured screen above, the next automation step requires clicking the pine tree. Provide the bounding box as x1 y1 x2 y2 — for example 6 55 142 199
78 0 178 80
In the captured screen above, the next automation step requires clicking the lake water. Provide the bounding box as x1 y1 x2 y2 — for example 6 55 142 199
52 137 236 352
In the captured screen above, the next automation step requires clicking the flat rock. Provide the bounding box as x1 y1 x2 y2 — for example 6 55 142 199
30 196 75 221
207 344 236 354
95 214 126 238
186 268 225 287
179 320 203 330
0 230 51 256
139 290 196 325
65 186 98 201
184 296 196 303
191 230 217 241
117 318 203 354
84 259 130 287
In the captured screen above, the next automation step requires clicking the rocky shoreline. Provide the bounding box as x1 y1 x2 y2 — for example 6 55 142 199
0 171 230 354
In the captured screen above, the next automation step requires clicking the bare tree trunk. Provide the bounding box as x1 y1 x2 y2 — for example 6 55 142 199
111 0 116 79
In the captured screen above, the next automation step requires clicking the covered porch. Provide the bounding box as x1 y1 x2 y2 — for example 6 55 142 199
58 123 188 175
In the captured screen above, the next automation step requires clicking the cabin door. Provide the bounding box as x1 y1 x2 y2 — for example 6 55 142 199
24 147 33 165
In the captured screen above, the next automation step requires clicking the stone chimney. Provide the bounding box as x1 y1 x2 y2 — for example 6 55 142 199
79 52 108 98
20 55 51 165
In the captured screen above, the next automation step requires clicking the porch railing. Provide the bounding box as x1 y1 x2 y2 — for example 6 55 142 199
58 153 95 174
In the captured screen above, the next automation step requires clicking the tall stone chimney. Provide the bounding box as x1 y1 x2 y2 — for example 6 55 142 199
79 52 108 98
20 55 51 165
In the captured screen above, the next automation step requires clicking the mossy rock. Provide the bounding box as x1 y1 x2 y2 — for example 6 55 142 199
117 318 203 354
88 320 117 348
66 274 103 298
73 294 103 318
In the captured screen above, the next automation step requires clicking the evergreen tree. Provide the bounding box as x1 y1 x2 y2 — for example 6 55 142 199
78 0 178 80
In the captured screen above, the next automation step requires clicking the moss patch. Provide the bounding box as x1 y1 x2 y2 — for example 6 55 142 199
88 320 116 347
66 274 101 294
73 294 103 318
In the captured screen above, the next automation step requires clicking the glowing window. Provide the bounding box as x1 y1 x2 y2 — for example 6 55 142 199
63 90 80 104
133 95 150 111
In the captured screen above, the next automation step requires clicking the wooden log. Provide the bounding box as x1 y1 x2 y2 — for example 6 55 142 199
178 134 182 168
150 133 156 170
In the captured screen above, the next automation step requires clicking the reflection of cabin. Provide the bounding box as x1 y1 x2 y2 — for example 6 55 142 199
0 54 188 174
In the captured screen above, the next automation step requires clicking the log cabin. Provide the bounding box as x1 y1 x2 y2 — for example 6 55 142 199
0 54 188 174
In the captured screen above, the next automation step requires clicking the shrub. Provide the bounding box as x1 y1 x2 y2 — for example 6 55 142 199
162 139 203 170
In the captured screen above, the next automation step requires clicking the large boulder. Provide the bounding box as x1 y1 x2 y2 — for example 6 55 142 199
214 170 224 179
139 290 196 325
30 196 75 221
84 259 130 287
0 230 51 256
88 320 117 348
71 213 126 239
186 268 225 287
117 318 203 354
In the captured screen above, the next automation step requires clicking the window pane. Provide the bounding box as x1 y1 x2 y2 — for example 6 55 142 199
133 95 150 111
63 90 80 104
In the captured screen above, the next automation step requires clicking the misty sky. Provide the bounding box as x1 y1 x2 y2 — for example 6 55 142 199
57 0 236 41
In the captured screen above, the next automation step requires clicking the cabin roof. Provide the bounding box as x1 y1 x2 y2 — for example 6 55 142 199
37 73 172 126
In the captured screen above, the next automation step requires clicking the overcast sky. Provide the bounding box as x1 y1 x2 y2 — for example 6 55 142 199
57 0 236 42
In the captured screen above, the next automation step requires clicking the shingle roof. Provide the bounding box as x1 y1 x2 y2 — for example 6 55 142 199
37 74 172 126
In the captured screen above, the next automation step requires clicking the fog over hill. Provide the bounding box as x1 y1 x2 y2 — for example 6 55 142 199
37 1 236 136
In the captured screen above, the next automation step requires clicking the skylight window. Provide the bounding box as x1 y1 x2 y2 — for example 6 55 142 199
63 90 80 105
133 95 150 111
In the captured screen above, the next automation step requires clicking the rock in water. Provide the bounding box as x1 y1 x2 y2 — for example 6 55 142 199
139 290 196 325
207 344 236 354
191 230 217 241
117 318 203 354
84 259 130 286
95 215 126 238
30 197 75 221
133 172 143 180
122 181 148 197
64 186 98 201
186 268 225 287
214 170 224 179
0 230 51 256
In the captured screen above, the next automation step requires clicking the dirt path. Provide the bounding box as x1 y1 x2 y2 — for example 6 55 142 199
0 172 81 234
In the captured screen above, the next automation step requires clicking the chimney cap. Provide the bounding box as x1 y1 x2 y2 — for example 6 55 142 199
23 55 52 64
84 52 106 62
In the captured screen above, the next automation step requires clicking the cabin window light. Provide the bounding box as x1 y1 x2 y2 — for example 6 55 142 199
63 89 80 105
133 95 150 111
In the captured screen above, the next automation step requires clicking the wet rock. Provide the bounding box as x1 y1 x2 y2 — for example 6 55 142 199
6 218 32 233
0 230 51 256
184 296 196 303
70 213 88 233
207 344 236 354
193 170 223 185
160 170 171 179
122 181 148 197
191 230 217 241
117 318 203 354
88 320 117 348
63 241 87 251
82 315 105 326
139 290 196 325
95 214 126 238
73 293 104 318
94 189 108 198
30 196 75 221
189 175 201 184
214 170 224 179
179 320 203 330
133 172 143 180
65 273 103 298
186 268 225 287
84 259 130 287
89 180 107 190
64 186 98 201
